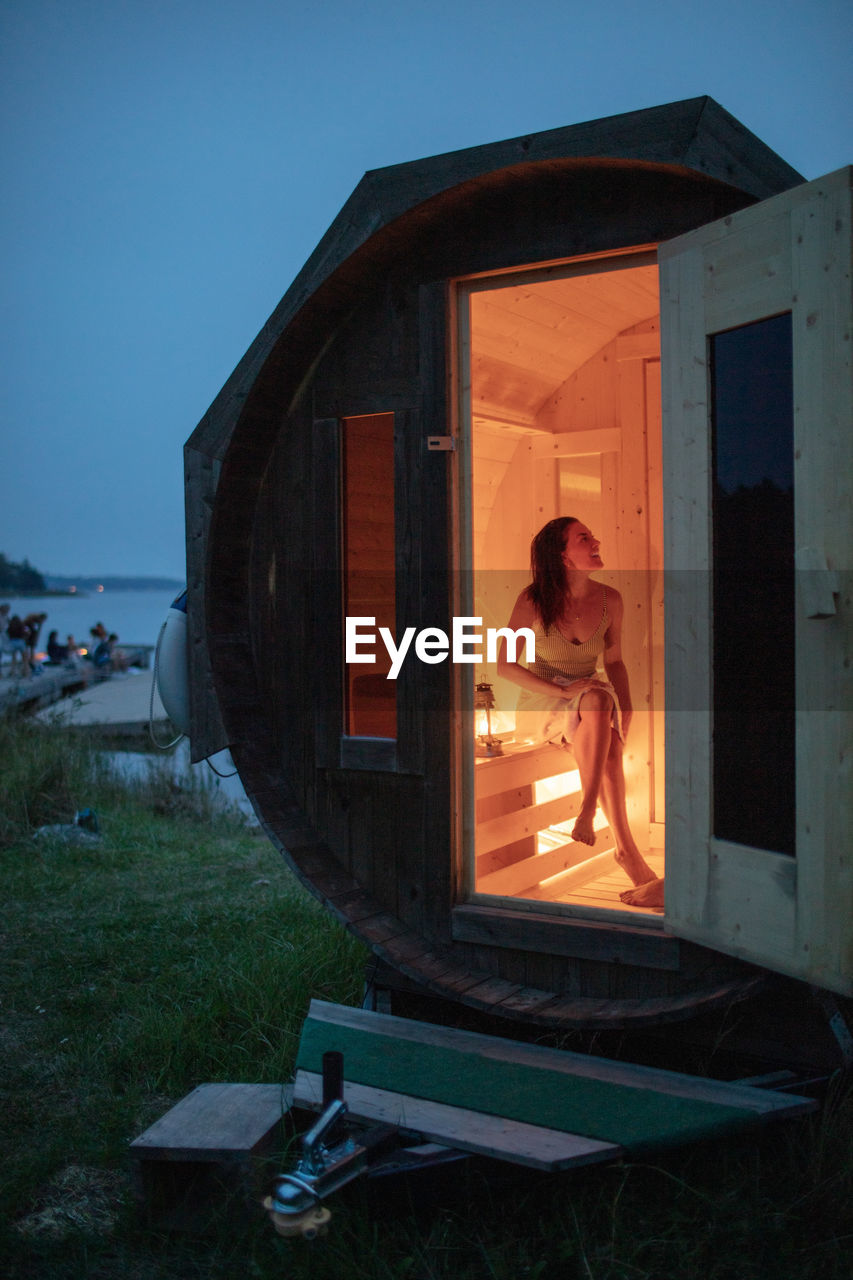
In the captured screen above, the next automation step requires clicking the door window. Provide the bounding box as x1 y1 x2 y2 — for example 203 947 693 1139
711 314 795 854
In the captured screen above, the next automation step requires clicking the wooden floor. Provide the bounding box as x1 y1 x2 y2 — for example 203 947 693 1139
514 834 665 915
560 849 665 914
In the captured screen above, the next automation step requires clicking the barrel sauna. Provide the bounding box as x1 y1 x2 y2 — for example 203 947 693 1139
185 98 853 1029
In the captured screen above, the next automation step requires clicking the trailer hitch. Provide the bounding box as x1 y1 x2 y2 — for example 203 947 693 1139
263 1052 396 1238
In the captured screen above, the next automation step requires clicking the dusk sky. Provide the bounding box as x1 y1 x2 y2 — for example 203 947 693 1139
1 0 850 579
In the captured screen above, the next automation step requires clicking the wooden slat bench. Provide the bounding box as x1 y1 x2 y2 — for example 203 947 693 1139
293 1000 816 1172
475 740 615 898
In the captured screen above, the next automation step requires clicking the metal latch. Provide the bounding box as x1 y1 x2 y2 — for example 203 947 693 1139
427 436 455 452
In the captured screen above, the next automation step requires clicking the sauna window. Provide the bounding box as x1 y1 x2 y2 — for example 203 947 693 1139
710 314 794 855
341 412 397 739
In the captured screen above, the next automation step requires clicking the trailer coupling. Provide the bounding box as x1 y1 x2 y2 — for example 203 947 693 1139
263 1054 397 1239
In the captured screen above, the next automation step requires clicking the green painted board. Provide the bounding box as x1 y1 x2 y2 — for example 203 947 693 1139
296 1004 813 1152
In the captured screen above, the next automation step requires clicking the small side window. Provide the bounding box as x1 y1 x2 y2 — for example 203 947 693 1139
341 413 396 739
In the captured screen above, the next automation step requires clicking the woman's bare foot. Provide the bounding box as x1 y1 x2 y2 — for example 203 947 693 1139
614 847 657 886
571 810 597 846
620 877 665 908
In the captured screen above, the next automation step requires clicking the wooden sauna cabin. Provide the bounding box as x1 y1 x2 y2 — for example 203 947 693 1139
185 98 852 1031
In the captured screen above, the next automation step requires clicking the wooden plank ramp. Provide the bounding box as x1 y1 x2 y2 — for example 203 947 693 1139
294 1072 617 1171
293 1000 816 1172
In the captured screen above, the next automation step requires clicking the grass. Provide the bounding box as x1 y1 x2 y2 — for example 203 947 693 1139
2 718 852 1279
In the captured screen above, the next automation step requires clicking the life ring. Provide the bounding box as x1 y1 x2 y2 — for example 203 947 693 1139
155 589 190 737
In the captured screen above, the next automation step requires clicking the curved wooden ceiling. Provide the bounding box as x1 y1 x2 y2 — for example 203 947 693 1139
470 262 660 431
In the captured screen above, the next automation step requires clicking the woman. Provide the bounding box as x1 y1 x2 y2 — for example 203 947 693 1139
497 516 663 906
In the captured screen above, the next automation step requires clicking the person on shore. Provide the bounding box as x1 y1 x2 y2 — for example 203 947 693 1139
23 612 47 666
6 614 29 678
91 633 114 672
85 625 106 660
497 515 663 907
46 630 69 664
107 634 128 673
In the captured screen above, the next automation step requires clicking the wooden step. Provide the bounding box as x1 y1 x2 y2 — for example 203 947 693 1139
129 1082 288 1226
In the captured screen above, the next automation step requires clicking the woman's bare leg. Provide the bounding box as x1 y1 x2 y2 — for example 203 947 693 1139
598 735 656 887
569 688 612 845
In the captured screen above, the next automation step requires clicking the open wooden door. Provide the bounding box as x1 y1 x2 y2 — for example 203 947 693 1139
660 166 852 995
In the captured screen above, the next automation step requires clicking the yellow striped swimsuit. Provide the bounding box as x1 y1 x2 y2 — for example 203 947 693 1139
529 588 609 683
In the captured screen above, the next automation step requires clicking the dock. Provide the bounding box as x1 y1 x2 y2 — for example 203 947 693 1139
33 666 173 739
0 647 175 740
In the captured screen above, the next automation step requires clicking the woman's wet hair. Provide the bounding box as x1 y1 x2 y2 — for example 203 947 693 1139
526 516 579 631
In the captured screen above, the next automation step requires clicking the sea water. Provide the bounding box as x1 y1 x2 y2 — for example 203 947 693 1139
1 587 182 652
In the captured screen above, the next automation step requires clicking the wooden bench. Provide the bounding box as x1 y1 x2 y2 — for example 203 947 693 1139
475 740 615 898
293 1000 816 1171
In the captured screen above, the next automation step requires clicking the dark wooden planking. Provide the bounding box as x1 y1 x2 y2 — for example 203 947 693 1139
264 400 314 804
415 281 456 943
393 406 426 775
451 904 681 970
345 772 422 912
312 279 421 418
184 446 228 762
188 95 802 470
310 417 344 771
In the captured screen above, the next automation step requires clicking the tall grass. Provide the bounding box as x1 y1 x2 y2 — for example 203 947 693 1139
0 713 105 843
2 718 851 1279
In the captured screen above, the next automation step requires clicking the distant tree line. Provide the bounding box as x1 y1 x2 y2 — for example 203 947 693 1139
0 554 47 594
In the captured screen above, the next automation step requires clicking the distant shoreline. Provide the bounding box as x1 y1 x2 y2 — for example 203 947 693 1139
1 578 184 597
